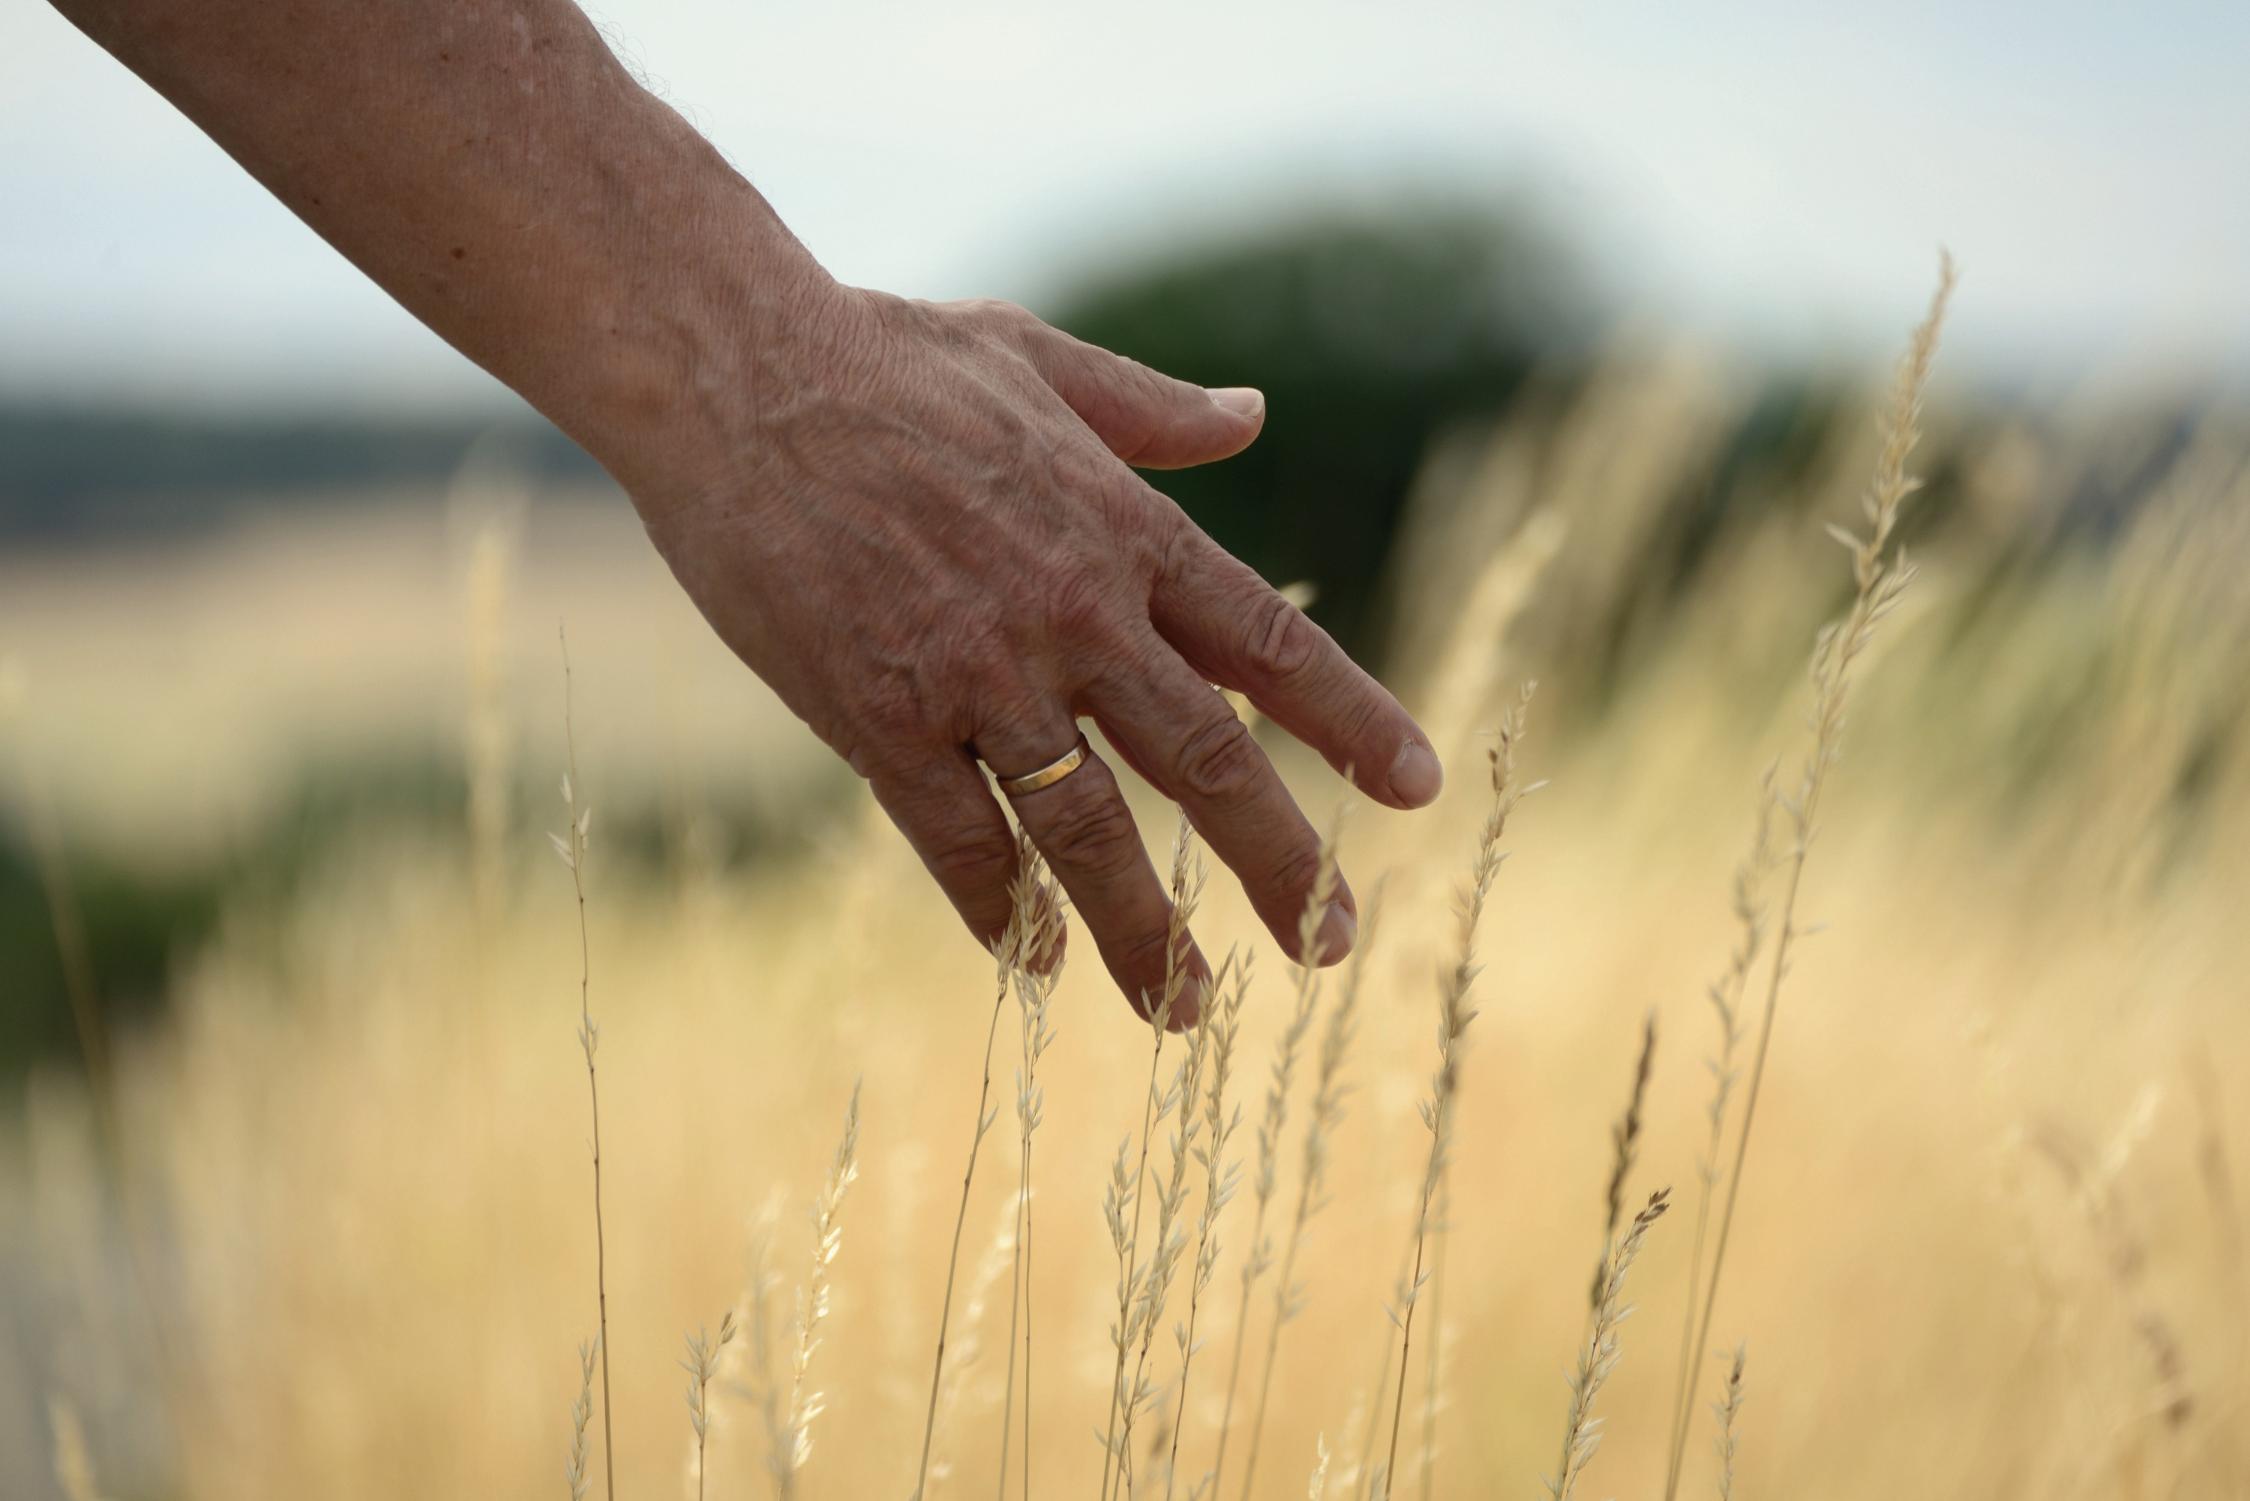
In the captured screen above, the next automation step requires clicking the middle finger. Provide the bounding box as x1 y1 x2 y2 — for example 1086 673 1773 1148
1089 634 1355 967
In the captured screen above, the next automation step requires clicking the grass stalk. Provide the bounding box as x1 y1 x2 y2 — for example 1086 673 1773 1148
1595 1013 1657 1302
1714 1344 1746 1501
554 629 615 1501
1380 684 1539 1495
1210 830 1338 1499
1116 952 1220 1496
683 1313 739 1501
1661 252 1956 1500
910 850 1031 1501
566 1336 600 1500
997 852 1063 1501
1545 1019 1662 1498
744 1222 789 1497
1163 949 1250 1499
1547 1189 1672 1501
775 1082 862 1499
1414 1192 1446 1501
1664 782 1777 1472
1353 1324 1397 1499
1099 818 1201 1501
1236 832 1367 1501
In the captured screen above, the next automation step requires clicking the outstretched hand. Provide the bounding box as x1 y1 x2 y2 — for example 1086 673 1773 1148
43 0 1440 1018
638 285 1444 1021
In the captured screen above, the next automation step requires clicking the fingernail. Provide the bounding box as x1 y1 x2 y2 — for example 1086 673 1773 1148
1387 738 1443 807
1208 386 1265 419
1313 901 1356 966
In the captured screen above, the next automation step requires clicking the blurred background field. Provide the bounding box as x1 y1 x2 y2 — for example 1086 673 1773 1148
7 3 2250 1498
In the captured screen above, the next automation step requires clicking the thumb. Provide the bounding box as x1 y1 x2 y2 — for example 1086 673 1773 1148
1025 328 1264 470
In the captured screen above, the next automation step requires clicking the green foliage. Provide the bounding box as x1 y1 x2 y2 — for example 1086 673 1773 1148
1047 201 1590 656
0 828 209 1074
0 752 853 1080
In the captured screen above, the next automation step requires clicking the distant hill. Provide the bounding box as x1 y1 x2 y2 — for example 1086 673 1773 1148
0 405 604 542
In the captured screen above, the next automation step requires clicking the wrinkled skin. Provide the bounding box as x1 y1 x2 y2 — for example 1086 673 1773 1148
641 285 1445 1021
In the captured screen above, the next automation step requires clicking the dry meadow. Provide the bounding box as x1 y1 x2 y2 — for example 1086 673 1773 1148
7 276 2250 1500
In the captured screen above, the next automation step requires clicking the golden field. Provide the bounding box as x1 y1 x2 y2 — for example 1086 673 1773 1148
6 315 2250 1501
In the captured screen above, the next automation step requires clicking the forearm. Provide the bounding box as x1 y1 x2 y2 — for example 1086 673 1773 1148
50 0 831 501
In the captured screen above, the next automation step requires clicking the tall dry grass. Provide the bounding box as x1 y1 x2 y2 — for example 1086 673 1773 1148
1379 681 1537 1500
9 258 2250 1501
1664 253 1957 1498
555 630 618 1501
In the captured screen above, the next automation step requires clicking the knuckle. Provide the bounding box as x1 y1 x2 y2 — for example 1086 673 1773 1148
1339 685 1392 747
1267 838 1329 907
1173 708 1265 801
963 297 1038 340
1109 352 1177 407
1110 920 1178 986
1243 591 1321 682
1099 361 1172 454
1109 414 1164 468
1044 794 1144 877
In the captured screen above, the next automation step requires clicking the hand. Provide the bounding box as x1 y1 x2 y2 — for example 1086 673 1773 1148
635 282 1444 1021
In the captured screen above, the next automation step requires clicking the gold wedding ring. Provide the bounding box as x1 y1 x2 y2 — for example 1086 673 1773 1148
993 735 1090 798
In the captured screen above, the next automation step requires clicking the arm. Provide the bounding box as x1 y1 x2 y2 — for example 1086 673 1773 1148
51 0 1445 1018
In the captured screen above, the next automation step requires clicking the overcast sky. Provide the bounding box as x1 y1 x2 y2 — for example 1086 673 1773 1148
4 0 2245 413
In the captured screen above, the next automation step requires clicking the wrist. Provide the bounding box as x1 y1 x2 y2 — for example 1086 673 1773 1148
549 149 846 516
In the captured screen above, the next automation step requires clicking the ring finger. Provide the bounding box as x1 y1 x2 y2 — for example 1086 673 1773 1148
976 714 1208 1028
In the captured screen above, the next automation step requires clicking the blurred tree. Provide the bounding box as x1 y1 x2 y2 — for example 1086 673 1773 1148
1047 199 1590 658
0 828 207 1077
